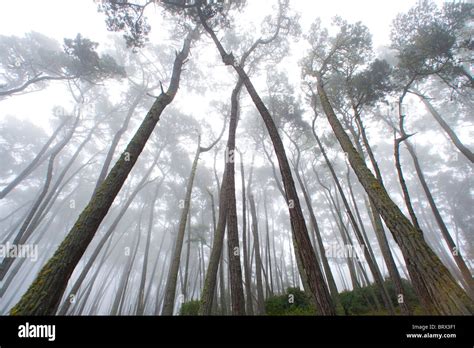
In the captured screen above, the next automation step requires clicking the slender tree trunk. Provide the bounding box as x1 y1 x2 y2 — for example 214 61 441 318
137 179 162 315
249 193 266 314
297 170 340 308
404 140 474 297
94 91 144 192
183 208 192 301
413 90 474 163
162 141 201 315
111 220 142 315
350 106 412 314
10 31 195 315
239 152 254 314
263 194 274 296
312 123 394 314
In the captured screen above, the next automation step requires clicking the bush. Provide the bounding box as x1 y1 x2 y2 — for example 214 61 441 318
179 300 201 315
265 287 317 315
339 278 421 315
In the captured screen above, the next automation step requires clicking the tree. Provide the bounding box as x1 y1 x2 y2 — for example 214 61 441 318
391 0 474 162
0 33 125 97
161 122 224 315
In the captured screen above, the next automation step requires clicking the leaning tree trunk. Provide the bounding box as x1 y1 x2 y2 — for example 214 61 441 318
249 192 266 314
57 154 160 315
311 124 394 314
350 109 412 315
94 91 144 192
162 115 224 315
412 90 474 163
297 170 341 309
239 151 254 314
137 176 162 315
404 140 474 297
162 141 201 315
316 75 474 315
10 31 195 315
224 80 246 315
198 166 229 314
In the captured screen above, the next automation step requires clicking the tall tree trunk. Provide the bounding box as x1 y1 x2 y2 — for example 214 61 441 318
311 122 394 314
162 141 200 315
111 221 142 315
56 154 160 315
224 81 246 315
249 193 266 314
263 194 274 296
297 171 341 308
183 208 192 301
94 91 144 192
239 151 254 314
137 178 162 315
315 76 474 314
10 31 195 315
346 108 412 315
404 140 474 297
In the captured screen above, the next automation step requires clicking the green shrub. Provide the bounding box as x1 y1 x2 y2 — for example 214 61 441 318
179 300 201 315
265 287 317 315
339 278 420 315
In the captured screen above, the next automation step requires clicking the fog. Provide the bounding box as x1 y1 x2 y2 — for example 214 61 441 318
0 0 472 316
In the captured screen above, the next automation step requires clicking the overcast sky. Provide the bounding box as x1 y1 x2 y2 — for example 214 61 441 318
0 0 451 139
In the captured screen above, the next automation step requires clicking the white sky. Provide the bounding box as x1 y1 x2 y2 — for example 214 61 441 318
0 0 432 126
